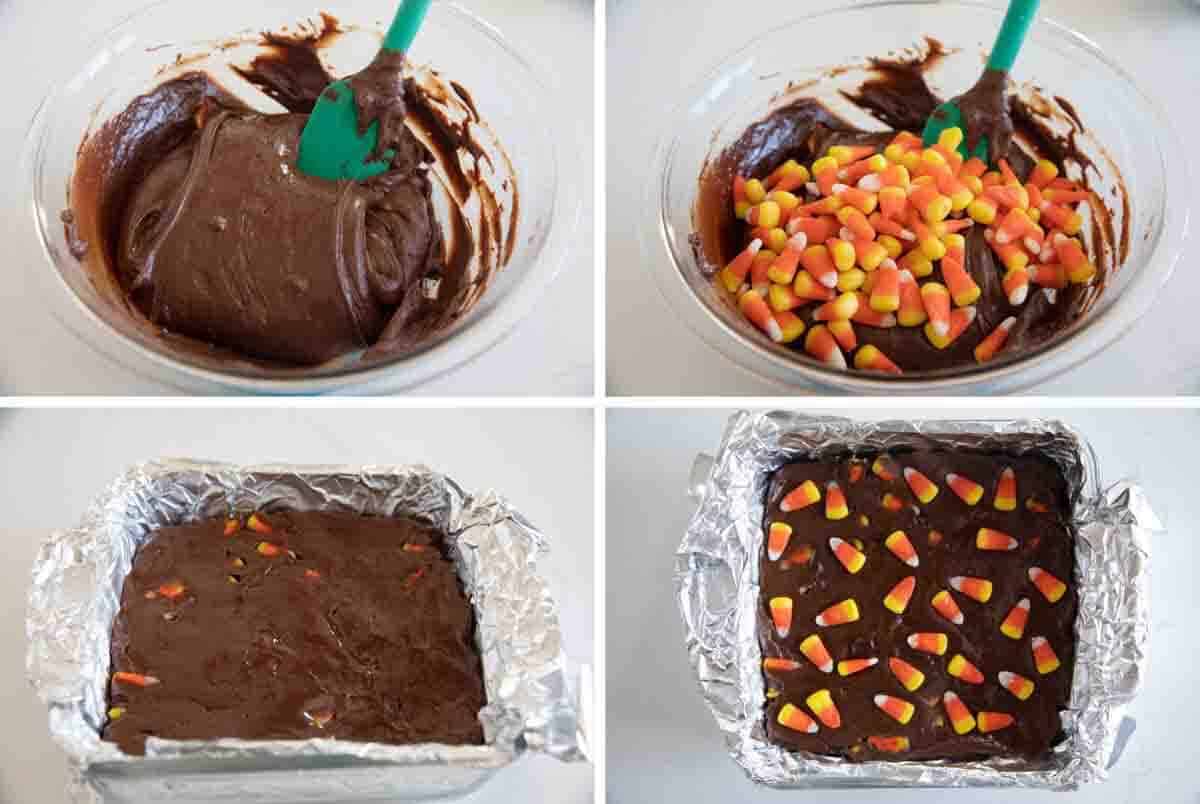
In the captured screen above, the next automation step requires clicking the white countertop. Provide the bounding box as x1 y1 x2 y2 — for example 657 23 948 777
0 407 594 803
607 0 1200 396
0 0 594 397
607 407 1199 803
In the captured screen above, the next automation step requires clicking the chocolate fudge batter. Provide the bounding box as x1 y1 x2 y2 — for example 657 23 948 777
695 40 1123 374
759 446 1076 760
104 512 485 755
67 17 515 367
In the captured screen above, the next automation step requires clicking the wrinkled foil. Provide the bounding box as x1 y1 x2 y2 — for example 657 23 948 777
677 412 1155 790
28 460 585 803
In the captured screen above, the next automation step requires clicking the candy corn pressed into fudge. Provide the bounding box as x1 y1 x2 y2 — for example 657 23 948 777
719 125 1102 375
759 447 1076 759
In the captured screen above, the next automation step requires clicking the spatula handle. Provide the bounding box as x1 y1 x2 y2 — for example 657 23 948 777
987 0 1040 73
382 0 433 54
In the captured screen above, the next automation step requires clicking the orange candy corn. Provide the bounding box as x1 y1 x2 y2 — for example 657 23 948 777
889 657 925 692
829 537 866 574
739 290 783 342
896 271 926 327
874 694 916 725
775 311 806 344
977 711 1015 733
868 735 911 753
903 466 939 503
806 689 842 729
766 233 808 285
113 671 160 687
949 576 993 603
1029 567 1067 603
815 598 860 627
931 590 964 625
878 185 909 219
872 454 899 481
767 159 811 193
848 460 866 484
825 481 849 520
1029 159 1059 189
719 239 764 292
800 245 840 288
769 596 793 638
907 632 948 656
925 305 976 349
1000 598 1031 639
884 576 916 614
1031 636 1061 675
805 325 847 369
942 253 981 307
763 657 803 672
813 291 860 322
788 215 839 244
777 702 819 734
998 670 1036 701
885 530 919 568
881 493 904 512
800 633 835 673
994 467 1017 511
870 264 901 313
943 691 976 735
854 344 902 375
837 657 878 676
782 544 816 568
851 294 899 327
781 479 822 512
157 581 186 600
946 473 983 505
947 654 984 684
828 319 858 351
977 528 1018 551
974 316 1016 363
1030 262 1067 290
920 281 951 337
766 522 793 561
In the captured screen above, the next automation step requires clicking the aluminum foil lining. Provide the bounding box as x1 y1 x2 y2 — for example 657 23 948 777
27 459 584 801
677 412 1155 790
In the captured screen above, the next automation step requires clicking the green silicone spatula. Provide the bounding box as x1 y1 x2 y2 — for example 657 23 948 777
922 0 1040 164
297 0 432 181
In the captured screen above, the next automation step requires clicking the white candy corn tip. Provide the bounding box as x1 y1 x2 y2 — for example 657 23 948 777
776 625 789 638
1000 316 1017 332
832 183 849 194
880 258 898 271
865 657 879 667
1031 636 1047 650
815 615 827 627
950 612 964 625
839 227 854 241
789 232 807 250
1009 286 1029 305
873 694 888 708
768 546 782 561
858 175 882 192
932 320 950 337
805 182 820 195
1016 598 1031 611
949 576 964 591
819 660 833 673
899 228 916 241
829 537 845 550
1028 567 1043 583
998 671 1015 686
879 313 899 328
906 634 918 648
820 273 839 289
766 320 784 343
903 467 917 481
825 347 847 369
747 238 764 254
943 691 960 704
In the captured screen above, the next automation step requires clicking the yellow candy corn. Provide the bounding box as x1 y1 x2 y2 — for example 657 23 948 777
800 634 834 674
947 654 984 684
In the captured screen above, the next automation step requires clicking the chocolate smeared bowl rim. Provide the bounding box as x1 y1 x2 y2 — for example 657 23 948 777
641 0 1188 394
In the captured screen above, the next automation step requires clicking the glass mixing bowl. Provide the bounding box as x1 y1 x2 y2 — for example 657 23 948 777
25 0 579 394
643 0 1189 394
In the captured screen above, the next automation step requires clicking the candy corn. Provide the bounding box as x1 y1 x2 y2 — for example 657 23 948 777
806 689 842 728
868 736 911 753
998 670 1036 701
848 460 866 484
766 233 807 284
763 657 803 672
813 291 859 322
885 530 919 568
781 479 822 512
889 657 925 691
816 598 860 627
874 694 915 725
829 537 866 574
747 200 781 229
827 320 857 352
928 529 944 546
976 528 1018 551
974 316 1016 363
1029 567 1067 603
896 270 926 327
946 473 983 505
949 576 993 603
854 344 902 375
782 544 816 568
113 671 160 687
770 596 793 638
837 657 878 676
805 325 847 369
925 305 976 349
907 632 948 656
800 634 835 673
903 467 938 503
881 492 904 512
872 455 899 481
766 522 793 561
1003 266 1030 305
768 160 811 193
870 263 901 312
1031 636 1061 675
941 253 981 307
977 711 1015 733
800 244 840 288
947 654 984 684
943 691 976 735
825 481 849 520
739 290 783 342
920 281 951 337
777 702 819 734
884 576 916 614
993 468 1017 511
776 311 806 344
931 590 964 625
1000 598 1031 639
718 239 764 292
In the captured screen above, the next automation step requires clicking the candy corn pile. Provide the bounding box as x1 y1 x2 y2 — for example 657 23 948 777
761 456 1071 753
720 127 1096 374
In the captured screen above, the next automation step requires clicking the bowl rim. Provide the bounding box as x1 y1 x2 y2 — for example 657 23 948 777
23 0 582 395
644 0 1191 394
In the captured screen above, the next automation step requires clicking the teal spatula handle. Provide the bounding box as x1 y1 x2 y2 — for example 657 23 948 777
987 0 1040 73
382 0 433 54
